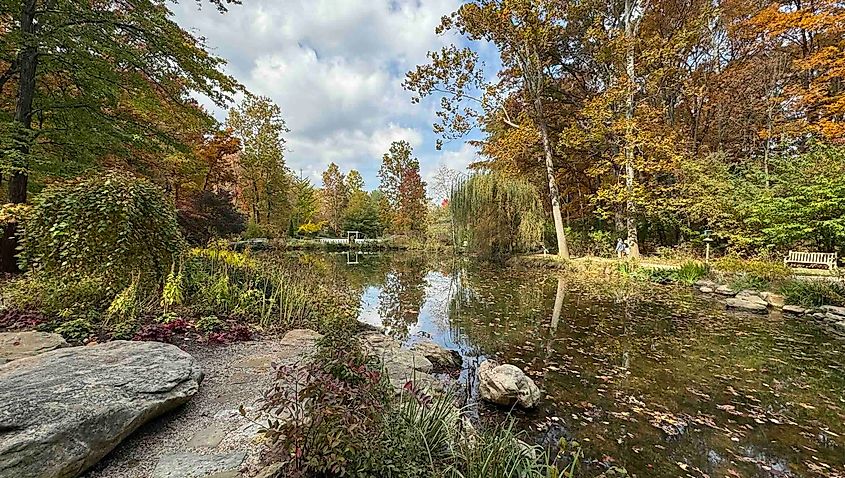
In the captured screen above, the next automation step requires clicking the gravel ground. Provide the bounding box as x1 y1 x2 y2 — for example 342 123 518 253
82 337 294 478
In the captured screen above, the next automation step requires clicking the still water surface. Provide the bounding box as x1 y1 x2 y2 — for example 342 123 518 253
328 252 845 478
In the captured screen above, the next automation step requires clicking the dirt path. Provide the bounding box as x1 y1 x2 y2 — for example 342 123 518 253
83 330 321 478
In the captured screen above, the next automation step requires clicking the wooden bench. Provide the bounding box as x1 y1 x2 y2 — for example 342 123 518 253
784 251 838 270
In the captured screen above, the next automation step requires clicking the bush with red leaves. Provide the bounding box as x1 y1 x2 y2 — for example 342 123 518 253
131 319 193 342
207 323 253 344
0 309 48 331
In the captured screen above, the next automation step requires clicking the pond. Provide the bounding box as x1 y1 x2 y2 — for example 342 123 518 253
324 251 845 478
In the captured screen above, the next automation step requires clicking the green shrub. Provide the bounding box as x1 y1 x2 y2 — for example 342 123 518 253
161 265 185 311
105 275 142 326
55 318 93 343
778 279 845 307
110 319 139 340
713 256 792 285
196 315 223 334
156 311 181 324
21 172 185 289
2 274 112 319
673 261 709 285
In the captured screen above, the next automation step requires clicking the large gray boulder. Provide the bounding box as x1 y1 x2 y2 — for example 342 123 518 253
478 360 541 409
411 340 462 369
360 331 439 392
0 331 67 364
0 341 203 478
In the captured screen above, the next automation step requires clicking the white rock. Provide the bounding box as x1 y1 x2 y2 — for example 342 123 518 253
760 292 785 309
478 360 541 409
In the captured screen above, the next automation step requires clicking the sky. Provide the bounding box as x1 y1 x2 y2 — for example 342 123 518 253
170 0 492 199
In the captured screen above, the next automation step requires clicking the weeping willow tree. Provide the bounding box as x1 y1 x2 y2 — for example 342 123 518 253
451 172 545 257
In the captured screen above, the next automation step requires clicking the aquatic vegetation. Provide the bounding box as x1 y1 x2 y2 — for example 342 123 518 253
713 256 792 290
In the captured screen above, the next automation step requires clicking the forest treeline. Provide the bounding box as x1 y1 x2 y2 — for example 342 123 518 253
406 0 845 258
1 0 844 267
0 0 435 273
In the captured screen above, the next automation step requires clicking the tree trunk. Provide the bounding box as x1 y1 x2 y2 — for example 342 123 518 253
536 106 570 260
1 0 38 273
10 0 38 204
623 0 640 259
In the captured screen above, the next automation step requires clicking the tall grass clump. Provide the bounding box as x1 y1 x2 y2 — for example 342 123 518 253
778 279 845 308
255 332 590 478
673 261 709 285
713 256 792 289
447 421 549 478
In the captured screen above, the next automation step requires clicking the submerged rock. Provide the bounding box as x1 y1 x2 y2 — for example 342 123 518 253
411 340 462 369
0 341 202 478
0 331 67 364
478 360 541 409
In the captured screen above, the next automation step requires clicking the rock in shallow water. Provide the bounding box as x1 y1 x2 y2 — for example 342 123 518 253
411 340 462 369
0 341 202 478
782 305 807 315
478 360 541 409
725 297 769 313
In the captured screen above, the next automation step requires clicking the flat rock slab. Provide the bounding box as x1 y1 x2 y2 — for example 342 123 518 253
0 331 67 364
411 340 462 369
0 341 202 478
821 305 845 317
152 451 245 478
726 297 769 313
187 425 227 449
782 305 807 315
232 329 323 370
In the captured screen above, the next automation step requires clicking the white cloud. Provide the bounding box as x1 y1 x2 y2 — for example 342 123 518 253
172 0 468 191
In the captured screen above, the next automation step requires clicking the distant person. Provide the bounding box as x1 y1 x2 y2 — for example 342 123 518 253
615 238 626 259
